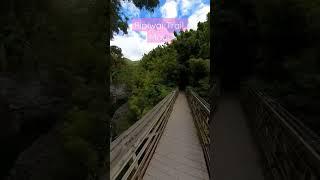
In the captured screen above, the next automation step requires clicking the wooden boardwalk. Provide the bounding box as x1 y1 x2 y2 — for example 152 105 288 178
210 94 264 180
143 92 209 180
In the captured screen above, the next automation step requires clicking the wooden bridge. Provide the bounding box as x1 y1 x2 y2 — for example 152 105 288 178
110 87 320 180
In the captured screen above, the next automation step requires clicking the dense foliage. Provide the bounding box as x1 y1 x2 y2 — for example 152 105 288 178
110 0 159 38
0 1 107 179
172 16 210 98
213 0 320 133
129 17 210 117
129 45 178 118
0 0 159 179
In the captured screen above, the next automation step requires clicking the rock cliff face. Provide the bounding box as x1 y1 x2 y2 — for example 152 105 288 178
0 76 65 136
2 80 130 179
0 75 67 179
110 83 134 140
6 125 67 180
111 102 130 139
110 84 127 104
6 123 86 180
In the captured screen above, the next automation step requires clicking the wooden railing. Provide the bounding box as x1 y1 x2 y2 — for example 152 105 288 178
110 90 178 180
242 88 320 180
186 88 210 176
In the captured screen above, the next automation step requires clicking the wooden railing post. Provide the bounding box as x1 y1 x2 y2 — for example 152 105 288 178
110 90 178 180
186 88 211 177
241 87 320 179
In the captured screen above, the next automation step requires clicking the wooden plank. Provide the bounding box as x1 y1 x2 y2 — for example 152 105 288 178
144 92 209 180
242 87 320 179
110 90 178 180
186 88 211 176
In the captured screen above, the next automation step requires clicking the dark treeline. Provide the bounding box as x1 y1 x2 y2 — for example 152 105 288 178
0 0 162 179
0 0 109 179
213 0 320 133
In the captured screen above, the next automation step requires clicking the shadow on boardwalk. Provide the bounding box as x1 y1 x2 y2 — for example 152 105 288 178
210 93 264 180
144 92 209 180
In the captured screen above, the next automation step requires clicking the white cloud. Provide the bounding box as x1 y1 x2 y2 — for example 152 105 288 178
121 0 140 18
160 0 203 17
160 0 178 18
110 24 164 61
180 0 202 16
187 3 210 30
112 0 210 60
160 0 209 30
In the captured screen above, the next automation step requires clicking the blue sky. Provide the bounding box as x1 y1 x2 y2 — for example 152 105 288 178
111 0 210 61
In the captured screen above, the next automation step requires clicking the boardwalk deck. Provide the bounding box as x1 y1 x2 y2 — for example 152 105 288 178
210 94 264 180
143 92 209 180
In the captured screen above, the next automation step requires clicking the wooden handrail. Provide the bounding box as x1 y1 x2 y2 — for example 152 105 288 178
110 89 178 180
242 87 320 179
186 88 211 177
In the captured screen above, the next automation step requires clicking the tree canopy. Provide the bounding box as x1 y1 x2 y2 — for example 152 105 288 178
213 0 320 133
0 0 160 179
